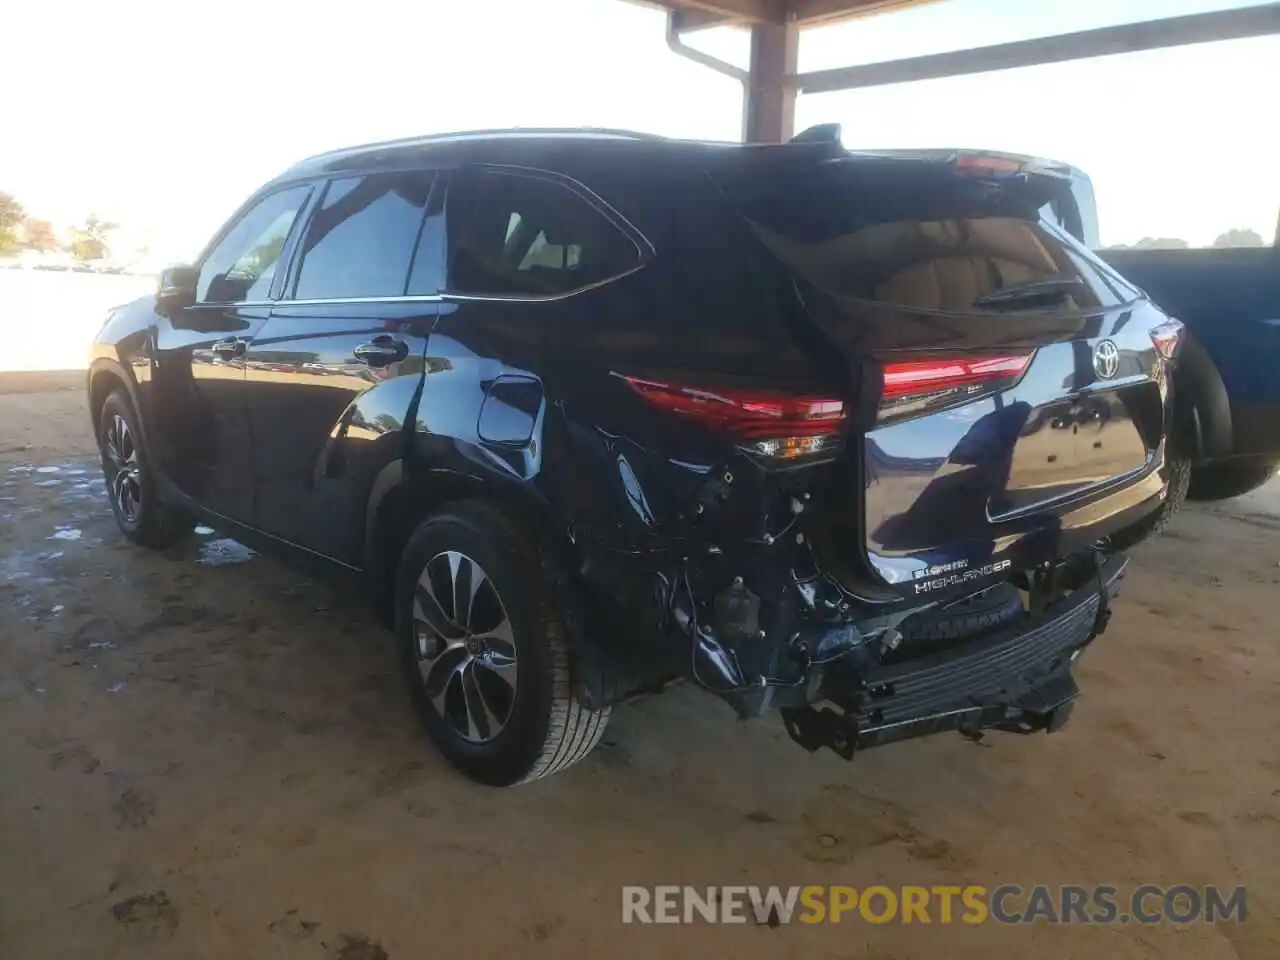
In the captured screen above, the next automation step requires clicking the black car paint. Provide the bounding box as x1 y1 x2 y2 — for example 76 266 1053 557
88 132 1176 722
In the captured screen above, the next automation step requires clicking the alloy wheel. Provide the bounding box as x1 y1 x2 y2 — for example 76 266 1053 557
412 550 519 743
103 413 143 524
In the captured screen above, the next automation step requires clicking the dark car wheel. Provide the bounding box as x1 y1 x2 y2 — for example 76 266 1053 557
1187 458 1278 503
97 389 194 549
393 500 609 786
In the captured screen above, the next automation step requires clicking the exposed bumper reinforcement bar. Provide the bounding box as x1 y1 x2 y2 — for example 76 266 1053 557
782 553 1127 759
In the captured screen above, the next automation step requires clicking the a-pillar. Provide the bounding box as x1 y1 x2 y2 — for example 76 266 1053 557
743 20 799 142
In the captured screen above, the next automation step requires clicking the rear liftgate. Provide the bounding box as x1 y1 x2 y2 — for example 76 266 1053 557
780 551 1126 759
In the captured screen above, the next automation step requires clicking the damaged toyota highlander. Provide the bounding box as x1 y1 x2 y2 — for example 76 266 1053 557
87 128 1184 786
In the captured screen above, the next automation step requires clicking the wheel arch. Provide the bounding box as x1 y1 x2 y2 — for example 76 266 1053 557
86 359 138 432
363 459 575 625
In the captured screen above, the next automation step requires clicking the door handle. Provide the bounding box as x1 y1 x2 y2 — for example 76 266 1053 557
354 337 408 367
211 337 247 359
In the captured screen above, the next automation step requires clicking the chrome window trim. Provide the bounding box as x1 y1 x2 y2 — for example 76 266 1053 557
196 295 444 308
442 262 647 303
204 270 641 308
188 300 276 309
274 294 445 306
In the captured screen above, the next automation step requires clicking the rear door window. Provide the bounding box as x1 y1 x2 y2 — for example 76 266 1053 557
444 168 641 297
735 159 1138 314
291 171 435 300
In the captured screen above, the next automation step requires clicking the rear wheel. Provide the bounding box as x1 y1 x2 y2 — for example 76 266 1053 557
1187 458 1278 502
97 390 194 549
393 501 609 786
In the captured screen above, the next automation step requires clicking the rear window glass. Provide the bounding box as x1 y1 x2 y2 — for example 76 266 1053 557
735 159 1139 314
445 168 641 297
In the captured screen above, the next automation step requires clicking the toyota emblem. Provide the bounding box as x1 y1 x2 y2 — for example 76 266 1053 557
1093 340 1120 380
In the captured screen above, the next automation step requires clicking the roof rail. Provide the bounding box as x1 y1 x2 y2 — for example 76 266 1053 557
300 127 667 163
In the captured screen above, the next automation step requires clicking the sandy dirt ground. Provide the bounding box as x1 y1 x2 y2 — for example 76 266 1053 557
1 372 1277 960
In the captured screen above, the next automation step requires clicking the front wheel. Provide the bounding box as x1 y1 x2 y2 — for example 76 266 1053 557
1187 458 1278 502
393 501 609 786
97 389 194 549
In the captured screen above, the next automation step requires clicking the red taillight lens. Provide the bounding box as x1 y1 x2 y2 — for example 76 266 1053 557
878 354 1032 425
953 154 1023 176
617 375 846 460
1148 319 1184 360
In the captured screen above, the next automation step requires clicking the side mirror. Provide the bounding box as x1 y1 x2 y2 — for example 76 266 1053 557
156 265 198 314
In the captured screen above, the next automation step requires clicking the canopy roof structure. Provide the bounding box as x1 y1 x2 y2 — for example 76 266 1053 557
630 1 1280 142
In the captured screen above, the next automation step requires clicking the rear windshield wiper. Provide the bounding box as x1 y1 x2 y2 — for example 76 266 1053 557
972 277 1083 308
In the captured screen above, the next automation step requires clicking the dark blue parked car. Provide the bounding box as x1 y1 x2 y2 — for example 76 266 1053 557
964 151 1279 502
87 130 1182 784
1101 244 1280 500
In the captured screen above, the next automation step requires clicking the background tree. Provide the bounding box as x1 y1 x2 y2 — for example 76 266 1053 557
69 213 120 261
22 218 57 253
0 192 25 256
1212 228 1264 248
1132 237 1190 250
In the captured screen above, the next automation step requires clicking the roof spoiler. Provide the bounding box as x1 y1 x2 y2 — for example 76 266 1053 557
791 123 843 144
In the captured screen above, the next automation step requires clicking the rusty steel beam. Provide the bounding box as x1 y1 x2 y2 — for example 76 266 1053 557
744 20 800 141
632 0 938 29
789 0 943 27
798 3 1280 94
630 0 780 31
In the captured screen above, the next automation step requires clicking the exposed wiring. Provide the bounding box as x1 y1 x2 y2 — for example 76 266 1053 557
678 563 808 694
743 514 799 546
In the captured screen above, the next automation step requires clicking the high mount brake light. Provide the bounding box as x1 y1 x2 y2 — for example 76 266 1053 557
953 154 1024 176
617 375 846 461
878 354 1033 425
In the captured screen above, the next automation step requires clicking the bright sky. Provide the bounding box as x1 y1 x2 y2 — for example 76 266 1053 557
4 0 1276 259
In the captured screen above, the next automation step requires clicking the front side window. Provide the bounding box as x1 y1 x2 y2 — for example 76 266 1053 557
197 186 311 304
445 168 640 297
292 172 435 300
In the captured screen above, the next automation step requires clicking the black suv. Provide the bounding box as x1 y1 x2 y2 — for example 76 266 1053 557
89 129 1183 786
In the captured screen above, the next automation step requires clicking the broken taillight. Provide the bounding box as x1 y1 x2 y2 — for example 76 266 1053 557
1148 319 1184 360
617 375 846 461
878 354 1033 425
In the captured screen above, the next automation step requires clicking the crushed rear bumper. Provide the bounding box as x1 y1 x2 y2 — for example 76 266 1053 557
782 553 1127 758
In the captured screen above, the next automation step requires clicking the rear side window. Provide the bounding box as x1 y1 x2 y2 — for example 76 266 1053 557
444 168 641 297
197 186 311 304
736 160 1138 314
292 172 435 300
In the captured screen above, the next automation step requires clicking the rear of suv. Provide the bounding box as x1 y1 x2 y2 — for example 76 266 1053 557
88 129 1183 785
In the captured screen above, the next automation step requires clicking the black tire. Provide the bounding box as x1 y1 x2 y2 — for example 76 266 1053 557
1108 453 1192 550
393 500 609 786
1187 458 1278 503
898 582 1024 646
97 389 194 549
